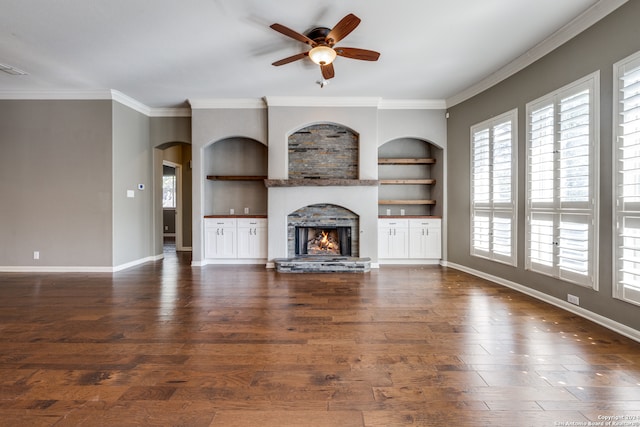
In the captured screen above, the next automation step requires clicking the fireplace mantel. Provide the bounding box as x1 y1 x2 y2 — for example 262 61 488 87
264 179 378 187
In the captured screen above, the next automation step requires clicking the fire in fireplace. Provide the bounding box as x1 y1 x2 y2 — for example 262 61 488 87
295 226 351 256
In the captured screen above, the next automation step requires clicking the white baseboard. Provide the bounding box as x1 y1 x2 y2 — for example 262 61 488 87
0 265 114 273
113 254 164 272
0 254 165 273
445 261 640 344
195 258 268 267
379 259 441 265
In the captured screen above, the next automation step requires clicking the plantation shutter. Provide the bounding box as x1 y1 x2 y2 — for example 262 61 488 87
471 110 517 265
615 52 640 306
526 72 598 288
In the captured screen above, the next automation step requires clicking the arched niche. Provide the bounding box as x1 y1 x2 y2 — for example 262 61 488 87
288 123 358 179
378 137 443 217
203 137 268 216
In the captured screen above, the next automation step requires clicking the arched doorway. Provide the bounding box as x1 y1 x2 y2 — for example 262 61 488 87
156 142 192 253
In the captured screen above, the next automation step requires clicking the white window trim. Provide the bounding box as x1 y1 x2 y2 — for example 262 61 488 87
470 109 518 266
613 50 640 307
525 71 600 290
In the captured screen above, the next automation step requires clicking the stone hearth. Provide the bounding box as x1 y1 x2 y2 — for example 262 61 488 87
274 256 371 273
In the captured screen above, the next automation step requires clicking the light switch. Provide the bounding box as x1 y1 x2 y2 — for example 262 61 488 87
127 190 135 198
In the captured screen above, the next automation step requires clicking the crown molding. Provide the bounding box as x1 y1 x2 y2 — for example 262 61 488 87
148 108 191 117
0 89 114 100
0 89 191 117
110 90 151 115
264 96 381 108
446 0 628 108
378 99 446 110
189 98 266 109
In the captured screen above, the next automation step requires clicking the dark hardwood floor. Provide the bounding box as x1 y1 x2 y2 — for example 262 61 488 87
1 249 639 426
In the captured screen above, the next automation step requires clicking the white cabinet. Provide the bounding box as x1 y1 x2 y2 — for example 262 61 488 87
378 219 409 259
379 217 441 263
204 218 236 259
409 218 441 259
204 217 267 262
237 218 267 259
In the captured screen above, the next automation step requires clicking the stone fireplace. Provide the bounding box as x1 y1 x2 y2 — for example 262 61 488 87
287 203 359 258
265 109 381 271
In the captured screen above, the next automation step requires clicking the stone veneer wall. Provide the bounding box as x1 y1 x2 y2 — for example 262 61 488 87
288 124 358 179
287 204 359 258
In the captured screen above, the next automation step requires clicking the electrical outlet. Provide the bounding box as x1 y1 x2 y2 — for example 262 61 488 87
33 251 39 260
567 294 580 305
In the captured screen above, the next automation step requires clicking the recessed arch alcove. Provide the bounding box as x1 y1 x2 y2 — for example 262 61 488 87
288 123 358 179
378 137 443 217
203 136 268 215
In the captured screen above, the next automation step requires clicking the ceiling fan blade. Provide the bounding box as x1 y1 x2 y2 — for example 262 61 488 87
321 63 335 79
335 47 380 61
326 13 361 46
272 52 309 66
270 23 316 46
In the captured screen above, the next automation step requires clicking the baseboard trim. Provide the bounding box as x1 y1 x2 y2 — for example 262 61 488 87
0 265 114 273
379 259 441 265
113 254 164 272
195 259 268 267
445 261 640 344
0 254 165 273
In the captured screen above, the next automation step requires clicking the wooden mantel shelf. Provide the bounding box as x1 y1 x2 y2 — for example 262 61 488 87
206 175 267 181
378 158 436 165
264 179 379 187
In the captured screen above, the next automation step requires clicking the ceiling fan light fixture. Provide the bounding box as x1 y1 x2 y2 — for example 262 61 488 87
308 45 337 65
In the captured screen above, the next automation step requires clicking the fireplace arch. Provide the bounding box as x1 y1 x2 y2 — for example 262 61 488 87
287 204 359 258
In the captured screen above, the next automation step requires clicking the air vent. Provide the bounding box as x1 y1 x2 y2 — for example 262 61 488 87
0 63 28 76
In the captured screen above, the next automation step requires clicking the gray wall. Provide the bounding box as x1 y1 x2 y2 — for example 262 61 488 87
0 100 113 268
446 1 640 330
112 102 153 266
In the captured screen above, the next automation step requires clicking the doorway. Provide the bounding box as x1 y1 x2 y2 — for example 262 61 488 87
162 161 181 251
157 141 192 255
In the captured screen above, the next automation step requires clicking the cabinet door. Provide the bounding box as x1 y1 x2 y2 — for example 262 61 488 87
379 219 409 259
237 219 267 259
204 226 218 259
423 225 441 259
409 219 441 259
391 227 409 258
204 219 236 259
237 226 267 258
378 227 393 259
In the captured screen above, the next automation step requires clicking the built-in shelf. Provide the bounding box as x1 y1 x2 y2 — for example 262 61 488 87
378 156 437 213
264 179 378 187
206 175 267 181
379 179 436 185
379 199 436 205
378 158 436 165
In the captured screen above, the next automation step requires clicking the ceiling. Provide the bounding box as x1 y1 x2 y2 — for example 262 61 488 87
0 0 615 109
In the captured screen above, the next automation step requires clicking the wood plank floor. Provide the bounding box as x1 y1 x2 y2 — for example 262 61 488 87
1 251 640 426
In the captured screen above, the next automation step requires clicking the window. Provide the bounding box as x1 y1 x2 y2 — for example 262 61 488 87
525 72 599 289
471 109 517 265
614 51 640 306
163 172 176 209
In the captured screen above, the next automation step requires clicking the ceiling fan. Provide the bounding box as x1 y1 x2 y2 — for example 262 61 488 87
270 13 380 80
